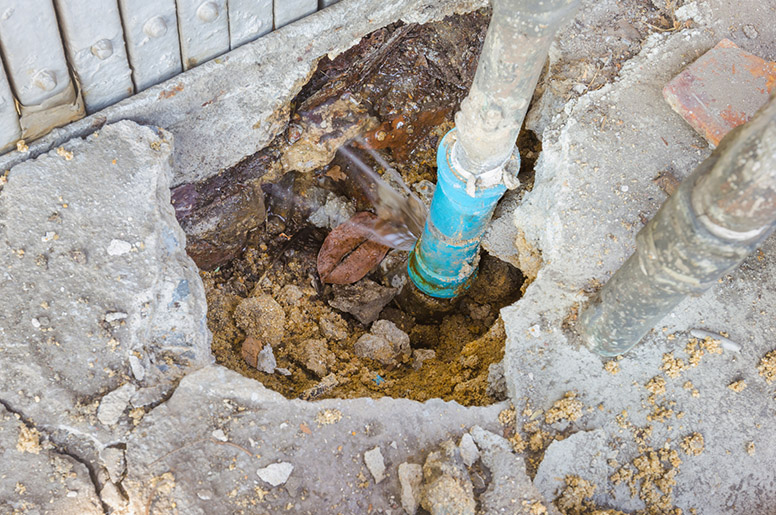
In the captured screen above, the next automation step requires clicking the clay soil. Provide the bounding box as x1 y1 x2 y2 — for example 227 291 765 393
199 9 538 406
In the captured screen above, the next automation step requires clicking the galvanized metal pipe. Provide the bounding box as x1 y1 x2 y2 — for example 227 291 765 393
408 0 579 298
579 96 776 356
454 0 580 174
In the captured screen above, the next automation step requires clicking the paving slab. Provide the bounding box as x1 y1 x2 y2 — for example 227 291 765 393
0 120 212 505
663 38 776 146
489 3 776 512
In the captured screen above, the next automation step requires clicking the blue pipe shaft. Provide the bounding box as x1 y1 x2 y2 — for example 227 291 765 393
408 129 508 298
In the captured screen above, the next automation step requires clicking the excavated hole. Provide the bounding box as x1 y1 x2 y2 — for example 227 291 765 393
179 9 543 406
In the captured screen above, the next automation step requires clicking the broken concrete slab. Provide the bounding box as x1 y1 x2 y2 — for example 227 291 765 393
123 365 506 513
0 120 212 501
490 5 776 512
470 426 559 515
533 430 624 512
663 38 776 146
0 405 103 514
0 0 487 187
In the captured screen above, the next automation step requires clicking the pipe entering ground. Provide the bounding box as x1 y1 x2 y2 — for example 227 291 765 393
408 0 579 298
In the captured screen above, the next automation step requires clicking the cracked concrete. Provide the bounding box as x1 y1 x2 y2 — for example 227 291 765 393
1 0 776 513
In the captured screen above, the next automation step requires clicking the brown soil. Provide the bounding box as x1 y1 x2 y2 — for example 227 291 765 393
198 10 534 406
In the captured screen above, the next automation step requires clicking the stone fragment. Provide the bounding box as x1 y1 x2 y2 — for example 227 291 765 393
97 383 137 427
234 294 285 346
100 481 128 511
308 192 356 230
399 462 423 515
256 344 278 374
469 426 554 514
742 24 759 39
319 312 349 341
300 373 339 401
329 279 398 325
364 446 386 483
100 447 126 483
129 355 146 381
277 284 305 305
421 440 476 515
458 433 479 467
104 311 128 323
354 320 411 367
663 39 776 146
413 349 436 370
257 462 294 486
486 362 507 401
107 239 132 256
301 339 336 378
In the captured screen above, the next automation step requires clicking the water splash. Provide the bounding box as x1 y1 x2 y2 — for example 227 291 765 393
337 141 428 251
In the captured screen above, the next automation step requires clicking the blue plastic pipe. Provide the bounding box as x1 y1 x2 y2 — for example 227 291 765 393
408 129 510 298
408 0 579 298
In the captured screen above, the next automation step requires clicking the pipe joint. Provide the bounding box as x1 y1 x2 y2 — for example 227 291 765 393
408 129 519 298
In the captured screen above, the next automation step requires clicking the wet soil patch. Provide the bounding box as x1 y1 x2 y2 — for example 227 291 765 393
183 9 536 406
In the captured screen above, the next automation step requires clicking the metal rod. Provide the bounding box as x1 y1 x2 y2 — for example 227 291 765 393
454 0 579 174
579 95 776 356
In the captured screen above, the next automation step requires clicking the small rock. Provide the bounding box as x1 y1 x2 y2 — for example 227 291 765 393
412 349 436 371
354 320 411 367
465 302 491 321
421 440 476 515
412 180 435 208
107 239 132 256
256 344 277 374
302 339 336 378
99 447 126 483
97 383 137 426
128 355 145 381
104 311 128 323
277 284 305 305
329 279 398 325
197 489 213 501
308 192 355 230
355 334 398 367
300 373 338 401
364 446 386 483
372 320 410 354
743 24 759 39
486 362 507 401
100 482 127 511
398 462 423 515
276 367 291 376
234 294 285 345
257 462 294 486
319 312 348 341
211 429 228 442
459 433 480 467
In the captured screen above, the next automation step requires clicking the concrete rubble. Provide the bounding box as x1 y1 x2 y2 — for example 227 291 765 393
1 0 775 513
